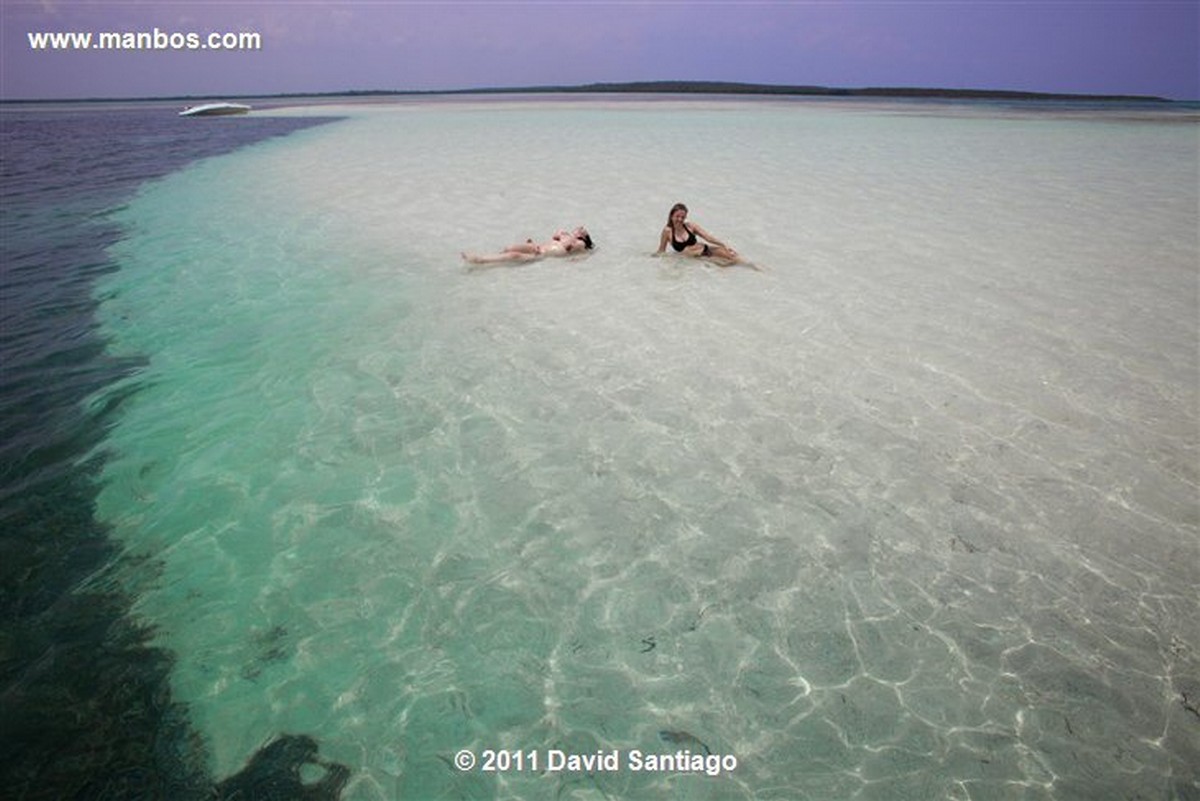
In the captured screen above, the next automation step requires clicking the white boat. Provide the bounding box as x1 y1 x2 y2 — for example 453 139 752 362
179 102 251 117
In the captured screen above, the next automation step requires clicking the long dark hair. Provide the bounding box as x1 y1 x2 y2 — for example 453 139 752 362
666 202 688 228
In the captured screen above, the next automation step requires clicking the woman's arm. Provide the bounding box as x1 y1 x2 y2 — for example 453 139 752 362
690 223 728 248
655 226 670 255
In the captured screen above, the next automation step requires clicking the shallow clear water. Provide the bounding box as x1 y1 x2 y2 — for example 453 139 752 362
91 99 1198 800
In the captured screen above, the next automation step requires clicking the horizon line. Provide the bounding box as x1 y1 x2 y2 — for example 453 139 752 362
0 80 1185 105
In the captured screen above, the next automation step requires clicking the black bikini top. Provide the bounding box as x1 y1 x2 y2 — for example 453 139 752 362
671 224 697 252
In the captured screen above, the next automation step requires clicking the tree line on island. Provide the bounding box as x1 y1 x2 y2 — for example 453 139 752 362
8 81 1172 105
328 80 1172 103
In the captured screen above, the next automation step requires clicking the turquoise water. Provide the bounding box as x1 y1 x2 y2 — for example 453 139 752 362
1 105 345 798
92 100 1198 799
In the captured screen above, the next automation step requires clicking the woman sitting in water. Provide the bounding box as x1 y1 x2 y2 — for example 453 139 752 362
655 203 741 265
462 227 594 265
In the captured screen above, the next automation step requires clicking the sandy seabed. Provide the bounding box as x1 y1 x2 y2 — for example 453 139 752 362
94 98 1199 799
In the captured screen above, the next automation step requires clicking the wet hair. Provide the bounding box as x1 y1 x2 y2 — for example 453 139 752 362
581 232 594 250
667 203 688 227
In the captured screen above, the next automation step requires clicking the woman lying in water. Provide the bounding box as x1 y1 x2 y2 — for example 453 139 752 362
654 203 744 266
462 227 594 265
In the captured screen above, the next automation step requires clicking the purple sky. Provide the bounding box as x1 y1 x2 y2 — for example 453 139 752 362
3 2 1198 101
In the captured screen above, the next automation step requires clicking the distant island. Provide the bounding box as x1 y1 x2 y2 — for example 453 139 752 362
3 81 1175 105
321 81 1174 104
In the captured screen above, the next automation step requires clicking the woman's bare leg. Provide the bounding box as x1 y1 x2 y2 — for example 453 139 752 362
503 242 542 255
462 251 539 265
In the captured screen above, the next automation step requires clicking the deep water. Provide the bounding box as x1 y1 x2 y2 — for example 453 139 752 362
0 104 348 800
